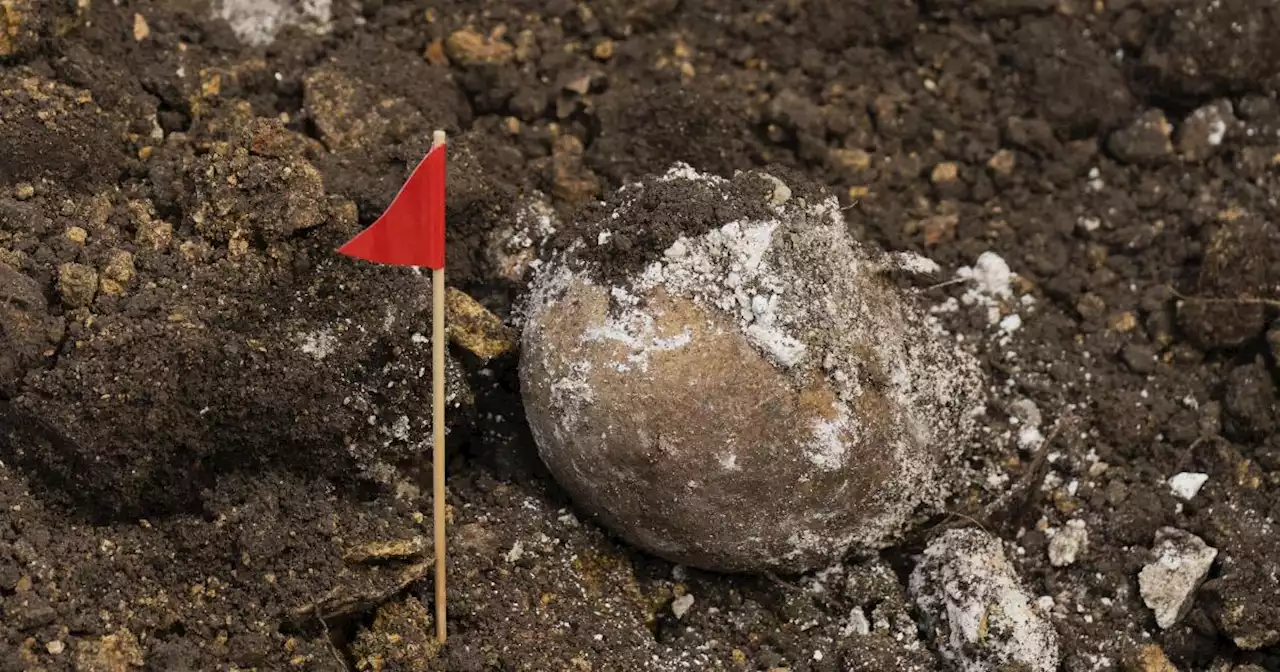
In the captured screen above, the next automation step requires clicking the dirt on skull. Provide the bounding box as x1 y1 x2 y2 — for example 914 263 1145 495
1 0 1280 670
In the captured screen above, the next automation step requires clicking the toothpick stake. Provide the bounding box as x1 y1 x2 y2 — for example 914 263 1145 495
337 130 449 644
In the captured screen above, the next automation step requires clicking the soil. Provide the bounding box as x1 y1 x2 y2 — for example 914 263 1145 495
0 0 1278 671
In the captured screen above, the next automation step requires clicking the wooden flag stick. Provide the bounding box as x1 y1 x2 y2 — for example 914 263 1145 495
430 129 448 644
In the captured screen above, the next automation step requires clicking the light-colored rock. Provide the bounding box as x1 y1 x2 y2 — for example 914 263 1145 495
519 165 985 573
909 528 1060 672
1048 519 1088 567
1168 472 1208 501
1139 527 1217 629
57 262 98 309
671 594 695 619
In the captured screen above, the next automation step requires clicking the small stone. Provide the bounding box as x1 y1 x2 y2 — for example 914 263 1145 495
101 249 135 290
1108 109 1174 165
444 28 514 66
930 162 959 184
74 628 145 671
671 594 695 619
1123 644 1176 672
1121 342 1156 374
14 183 35 200
57 262 99 309
987 149 1016 176
550 134 599 204
135 218 173 250
910 528 1060 672
830 148 872 174
66 226 88 245
592 39 614 61
1076 293 1106 322
1048 519 1088 567
46 640 65 655
1176 100 1235 162
132 13 150 41
1167 472 1208 500
1138 527 1217 629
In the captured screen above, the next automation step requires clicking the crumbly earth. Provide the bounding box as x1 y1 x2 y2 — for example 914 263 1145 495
0 0 1278 671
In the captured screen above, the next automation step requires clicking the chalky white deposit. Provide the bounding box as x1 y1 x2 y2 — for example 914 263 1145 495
910 528 1061 672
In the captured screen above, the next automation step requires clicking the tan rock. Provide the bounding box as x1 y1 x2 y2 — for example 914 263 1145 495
57 262 98 308
74 628 144 672
444 28 514 66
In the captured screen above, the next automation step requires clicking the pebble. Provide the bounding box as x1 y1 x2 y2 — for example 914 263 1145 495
1138 527 1217 629
671 594 695 620
444 28 514 66
1124 644 1176 672
14 183 35 200
909 528 1060 672
1048 519 1088 567
1167 472 1208 501
1108 109 1174 165
1176 99 1235 162
46 640 64 655
57 262 98 309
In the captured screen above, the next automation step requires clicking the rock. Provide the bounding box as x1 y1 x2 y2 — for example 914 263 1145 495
519 165 985 573
549 134 600 204
1138 528 1217 629
303 67 427 153
1123 644 1177 672
1108 110 1174 165
1177 100 1236 161
671 594 695 619
99 250 135 295
73 628 144 672
1167 473 1209 501
445 287 517 362
183 144 328 244
987 149 1016 176
56 262 98 308
444 28 515 66
1121 342 1156 374
484 197 558 285
909 528 1060 672
1048 519 1088 567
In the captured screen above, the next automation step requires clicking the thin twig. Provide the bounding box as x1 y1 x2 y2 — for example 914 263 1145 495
1169 286 1280 308
315 606 350 671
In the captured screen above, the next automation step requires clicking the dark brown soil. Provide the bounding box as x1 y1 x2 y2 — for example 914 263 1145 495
2 0 1279 670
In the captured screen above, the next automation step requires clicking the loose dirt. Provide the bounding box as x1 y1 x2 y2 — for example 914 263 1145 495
1 0 1278 670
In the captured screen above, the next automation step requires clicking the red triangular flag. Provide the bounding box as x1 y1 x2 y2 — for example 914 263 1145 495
338 143 446 269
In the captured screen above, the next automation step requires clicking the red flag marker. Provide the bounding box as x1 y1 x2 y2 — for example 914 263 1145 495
337 139 446 269
338 130 450 644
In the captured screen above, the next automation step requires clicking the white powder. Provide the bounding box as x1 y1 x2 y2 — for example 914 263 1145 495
298 329 337 360
212 0 331 46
